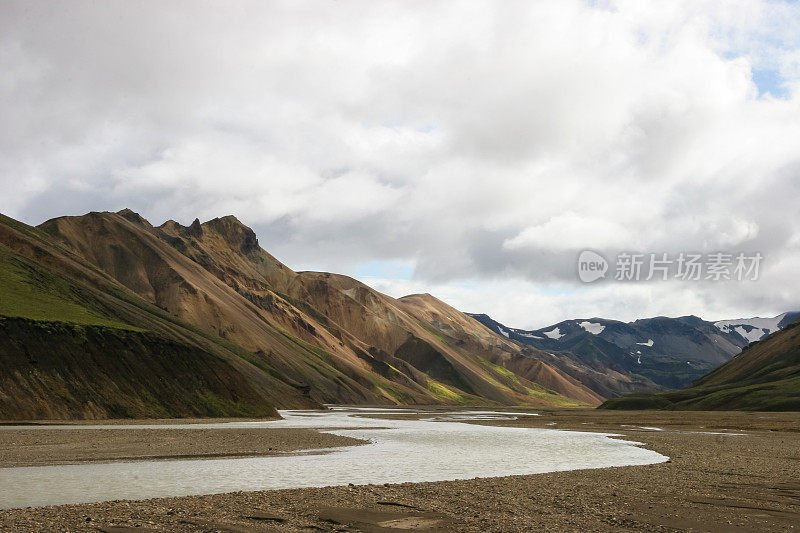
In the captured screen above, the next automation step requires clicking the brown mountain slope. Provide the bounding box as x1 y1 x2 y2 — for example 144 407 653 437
37 209 602 408
39 211 430 406
399 298 652 402
533 350 659 400
396 294 604 406
0 214 317 419
297 276 595 405
160 213 604 406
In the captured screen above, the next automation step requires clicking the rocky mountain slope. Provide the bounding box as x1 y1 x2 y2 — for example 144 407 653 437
469 313 756 392
601 317 800 410
0 210 603 419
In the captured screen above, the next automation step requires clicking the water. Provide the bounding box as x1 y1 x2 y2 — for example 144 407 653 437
0 408 667 509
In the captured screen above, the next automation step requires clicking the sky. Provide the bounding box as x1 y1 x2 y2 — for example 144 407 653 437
2 0 800 329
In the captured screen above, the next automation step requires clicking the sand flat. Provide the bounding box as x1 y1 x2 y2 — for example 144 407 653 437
0 426 364 467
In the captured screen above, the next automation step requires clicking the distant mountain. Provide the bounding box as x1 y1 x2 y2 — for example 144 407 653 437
601 316 800 411
468 314 662 398
468 312 769 392
713 312 800 344
0 210 603 419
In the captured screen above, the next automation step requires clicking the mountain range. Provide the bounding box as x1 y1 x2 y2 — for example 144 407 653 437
468 311 800 395
0 209 605 419
2 209 797 419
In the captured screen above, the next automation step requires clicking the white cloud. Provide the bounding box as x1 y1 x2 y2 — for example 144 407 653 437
2 0 800 324
503 213 634 252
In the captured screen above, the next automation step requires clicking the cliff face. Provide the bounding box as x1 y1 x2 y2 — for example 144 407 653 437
0 318 280 420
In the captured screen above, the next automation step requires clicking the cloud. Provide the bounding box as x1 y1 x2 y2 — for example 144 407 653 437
503 213 634 252
2 0 800 326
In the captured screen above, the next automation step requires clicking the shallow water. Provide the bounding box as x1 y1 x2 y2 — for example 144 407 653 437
0 408 667 509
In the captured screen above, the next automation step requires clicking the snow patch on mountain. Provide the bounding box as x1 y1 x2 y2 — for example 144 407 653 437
578 321 605 335
543 327 565 340
714 313 787 343
734 326 766 344
636 339 654 347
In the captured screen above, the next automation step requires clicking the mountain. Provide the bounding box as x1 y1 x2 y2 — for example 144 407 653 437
600 317 800 411
391 294 601 406
0 210 602 419
467 314 660 399
0 213 308 419
713 312 800 344
469 313 753 392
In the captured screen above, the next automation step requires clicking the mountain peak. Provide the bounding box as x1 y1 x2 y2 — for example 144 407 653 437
116 208 151 228
401 292 437 301
187 217 203 237
158 219 182 233
201 215 259 254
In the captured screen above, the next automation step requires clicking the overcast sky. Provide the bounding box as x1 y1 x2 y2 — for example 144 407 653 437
2 0 800 329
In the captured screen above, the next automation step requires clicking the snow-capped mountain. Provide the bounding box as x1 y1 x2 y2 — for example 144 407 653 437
467 312 798 391
713 312 800 344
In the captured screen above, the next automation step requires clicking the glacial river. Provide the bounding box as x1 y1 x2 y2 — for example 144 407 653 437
0 407 668 509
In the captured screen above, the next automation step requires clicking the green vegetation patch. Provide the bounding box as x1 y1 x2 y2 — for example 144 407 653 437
426 378 467 403
414 318 449 343
276 326 335 362
600 393 674 410
524 384 584 407
477 356 521 384
600 374 800 411
374 382 417 404
195 390 271 417
0 244 137 329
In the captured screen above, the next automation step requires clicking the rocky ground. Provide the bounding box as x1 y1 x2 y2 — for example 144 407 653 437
1 409 799 532
0 426 364 467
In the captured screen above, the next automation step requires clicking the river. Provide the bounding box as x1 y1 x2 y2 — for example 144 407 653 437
0 407 667 509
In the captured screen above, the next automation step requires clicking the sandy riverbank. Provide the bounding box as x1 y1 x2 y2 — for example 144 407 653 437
0 426 365 468
1 409 798 531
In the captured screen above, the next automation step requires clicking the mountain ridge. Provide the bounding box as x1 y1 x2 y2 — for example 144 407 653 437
467 311 789 394
0 209 604 419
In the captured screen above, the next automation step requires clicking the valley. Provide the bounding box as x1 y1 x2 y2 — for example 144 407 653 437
2 209 799 532
4 4 800 531
6 208 796 419
1 408 798 532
